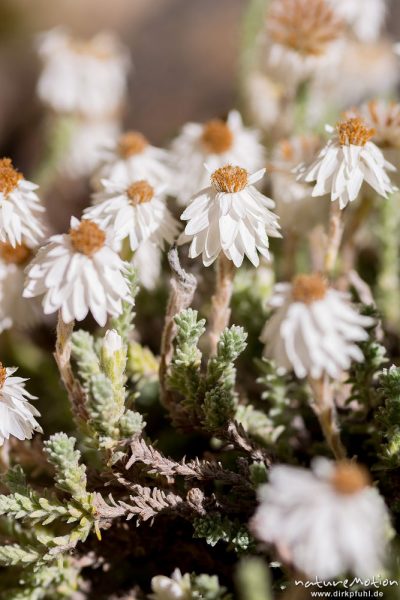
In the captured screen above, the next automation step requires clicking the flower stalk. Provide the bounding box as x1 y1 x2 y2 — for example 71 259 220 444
308 375 346 460
208 253 236 355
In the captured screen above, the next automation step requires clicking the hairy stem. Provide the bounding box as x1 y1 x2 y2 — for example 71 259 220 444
308 375 346 460
324 202 344 277
208 253 236 355
159 245 197 407
54 312 88 423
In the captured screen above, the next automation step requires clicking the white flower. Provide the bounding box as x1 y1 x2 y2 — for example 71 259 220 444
103 329 123 355
150 569 191 600
0 158 46 248
329 0 386 43
37 28 129 118
261 274 374 379
132 239 162 291
0 242 40 334
94 131 172 191
0 364 42 445
85 178 179 251
23 217 131 327
263 0 344 86
59 119 121 178
270 135 327 231
297 117 397 209
180 165 281 267
170 111 266 205
250 459 389 579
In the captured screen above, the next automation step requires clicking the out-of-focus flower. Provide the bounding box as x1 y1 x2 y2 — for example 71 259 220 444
309 40 399 121
261 274 374 379
270 135 327 231
180 165 281 267
23 217 131 326
297 117 397 209
85 178 179 251
0 363 42 445
250 459 389 579
150 569 192 600
59 119 121 178
243 72 283 134
0 158 46 248
263 0 344 86
170 110 265 205
94 131 172 191
37 28 129 118
0 242 39 334
357 100 400 150
329 0 387 43
132 239 162 291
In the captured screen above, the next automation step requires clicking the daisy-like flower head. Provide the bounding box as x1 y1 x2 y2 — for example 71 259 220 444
261 273 374 379
94 130 172 191
0 158 46 248
180 165 281 268
23 217 132 327
250 458 389 579
150 569 192 600
264 0 344 84
0 242 40 334
0 363 42 445
297 117 397 209
170 110 266 205
328 0 386 43
85 177 179 252
37 28 129 118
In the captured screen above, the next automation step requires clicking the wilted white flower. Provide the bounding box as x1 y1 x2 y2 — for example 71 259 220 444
170 111 266 205
261 274 374 379
150 569 192 600
85 178 179 251
270 135 327 231
23 217 131 326
297 117 397 209
0 242 39 334
180 165 281 267
0 363 42 445
94 131 172 191
329 0 386 43
0 158 46 248
250 459 389 579
59 119 121 178
37 28 129 118
132 239 162 291
263 0 344 86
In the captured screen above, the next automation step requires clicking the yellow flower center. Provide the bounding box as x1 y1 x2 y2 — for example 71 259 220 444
0 158 22 196
331 461 371 495
0 242 31 265
337 118 375 146
202 119 234 154
126 180 154 205
292 274 327 304
69 221 106 257
267 0 342 57
117 132 149 158
0 363 6 389
211 165 248 193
